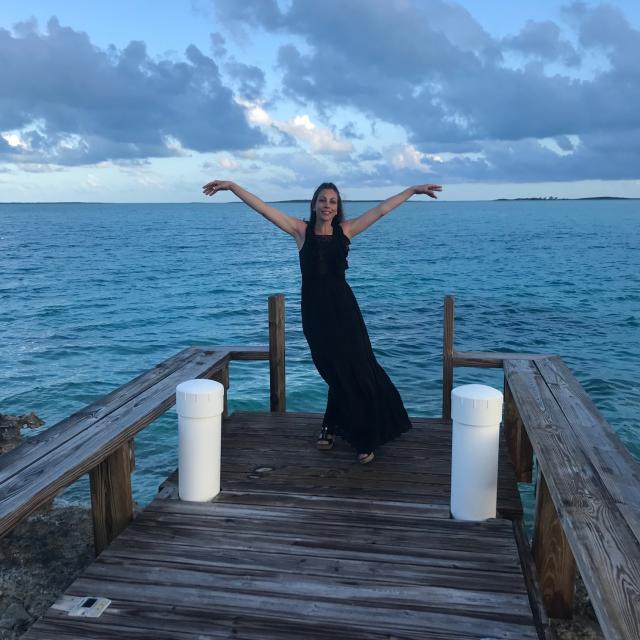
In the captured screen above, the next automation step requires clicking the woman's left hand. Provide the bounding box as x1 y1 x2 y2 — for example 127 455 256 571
413 184 443 199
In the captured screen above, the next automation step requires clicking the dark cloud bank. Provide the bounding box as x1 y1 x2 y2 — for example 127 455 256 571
0 17 264 166
2 2 640 185
215 0 640 184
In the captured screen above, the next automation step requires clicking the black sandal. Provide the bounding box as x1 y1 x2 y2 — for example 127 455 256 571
317 426 335 450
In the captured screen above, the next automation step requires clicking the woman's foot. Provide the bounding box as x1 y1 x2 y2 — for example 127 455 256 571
317 426 335 450
357 452 375 464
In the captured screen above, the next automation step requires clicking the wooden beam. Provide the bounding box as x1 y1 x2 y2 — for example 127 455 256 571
512 518 552 639
226 346 269 361
532 470 577 618
211 364 229 418
268 293 286 412
503 376 533 482
90 442 134 556
453 351 549 368
442 295 454 421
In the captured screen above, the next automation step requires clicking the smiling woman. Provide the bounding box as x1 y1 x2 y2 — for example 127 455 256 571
202 179 442 463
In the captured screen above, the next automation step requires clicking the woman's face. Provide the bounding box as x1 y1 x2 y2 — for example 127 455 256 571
314 189 339 224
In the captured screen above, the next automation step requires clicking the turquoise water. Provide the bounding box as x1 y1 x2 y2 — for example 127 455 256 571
1 200 639 511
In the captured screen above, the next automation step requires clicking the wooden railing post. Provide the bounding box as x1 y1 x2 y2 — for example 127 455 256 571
90 442 134 556
212 364 229 418
503 376 533 482
442 295 454 421
268 293 286 412
532 469 577 618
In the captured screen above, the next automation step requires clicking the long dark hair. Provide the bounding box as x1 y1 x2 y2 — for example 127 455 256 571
309 182 345 229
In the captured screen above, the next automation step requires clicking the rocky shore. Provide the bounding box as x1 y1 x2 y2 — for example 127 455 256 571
0 505 94 639
0 413 95 639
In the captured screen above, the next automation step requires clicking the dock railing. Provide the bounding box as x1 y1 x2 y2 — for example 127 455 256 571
0 293 285 555
442 294 640 640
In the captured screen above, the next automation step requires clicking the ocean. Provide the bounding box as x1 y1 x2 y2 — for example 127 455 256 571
1 199 639 514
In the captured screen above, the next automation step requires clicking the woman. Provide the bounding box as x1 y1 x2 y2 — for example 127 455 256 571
202 180 442 463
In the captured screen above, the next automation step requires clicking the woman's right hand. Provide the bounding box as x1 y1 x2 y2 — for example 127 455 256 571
413 184 443 199
202 180 236 196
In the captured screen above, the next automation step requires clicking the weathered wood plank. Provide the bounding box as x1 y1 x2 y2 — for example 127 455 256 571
532 470 577 618
537 356 640 542
33 575 539 640
25 607 496 640
122 524 523 577
146 497 519 544
26 607 497 640
504 375 533 482
226 345 270 360
453 351 549 368
210 364 229 418
505 358 640 639
442 295 454 420
130 514 519 562
268 293 286 412
90 442 134 556
157 481 452 518
82 555 533 619
106 537 528 592
0 348 229 537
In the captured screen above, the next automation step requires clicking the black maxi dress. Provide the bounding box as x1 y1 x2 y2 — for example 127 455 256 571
299 221 412 454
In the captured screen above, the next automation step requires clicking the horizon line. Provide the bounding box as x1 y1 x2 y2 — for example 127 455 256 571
1 196 638 205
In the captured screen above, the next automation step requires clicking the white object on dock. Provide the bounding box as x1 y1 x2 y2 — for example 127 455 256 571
52 596 111 618
450 384 503 521
176 379 224 502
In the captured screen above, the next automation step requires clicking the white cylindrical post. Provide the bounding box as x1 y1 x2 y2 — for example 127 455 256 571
450 384 503 520
176 379 224 502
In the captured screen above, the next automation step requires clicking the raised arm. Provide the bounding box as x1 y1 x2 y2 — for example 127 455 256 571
342 184 442 239
202 180 306 242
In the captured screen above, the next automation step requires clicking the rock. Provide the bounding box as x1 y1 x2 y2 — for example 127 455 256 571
0 602 33 631
550 575 605 639
0 413 44 455
0 505 93 640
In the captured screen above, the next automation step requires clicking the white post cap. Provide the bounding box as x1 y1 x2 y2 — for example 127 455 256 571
176 379 224 418
451 384 503 427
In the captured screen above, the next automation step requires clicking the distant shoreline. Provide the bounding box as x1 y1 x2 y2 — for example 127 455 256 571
492 196 636 201
1 196 638 205
277 196 638 203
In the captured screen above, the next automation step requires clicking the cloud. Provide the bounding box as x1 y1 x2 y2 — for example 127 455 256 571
357 148 383 162
386 144 433 173
275 115 353 157
210 31 227 58
502 20 580 65
224 61 266 100
0 17 264 166
215 0 640 183
234 99 353 157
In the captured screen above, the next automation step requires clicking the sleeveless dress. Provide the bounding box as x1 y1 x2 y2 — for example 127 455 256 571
299 222 412 453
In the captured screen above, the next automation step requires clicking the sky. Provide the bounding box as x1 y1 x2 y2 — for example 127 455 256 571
1 0 640 202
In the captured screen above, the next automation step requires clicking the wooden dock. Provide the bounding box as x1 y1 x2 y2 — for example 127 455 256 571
7 294 638 639
22 412 540 639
